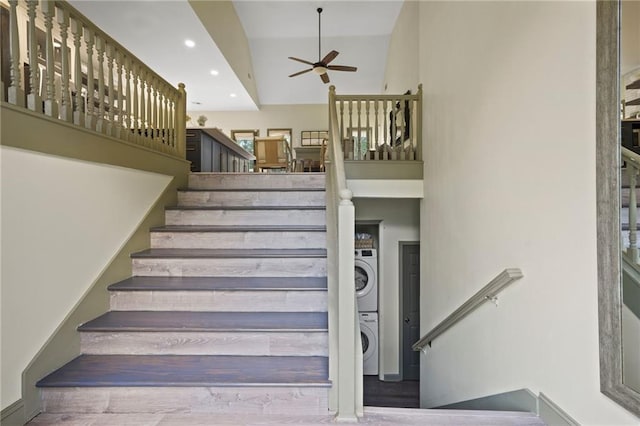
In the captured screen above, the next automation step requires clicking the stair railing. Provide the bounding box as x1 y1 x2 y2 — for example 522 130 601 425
413 268 524 352
622 147 640 263
2 0 186 158
326 85 362 421
331 85 422 161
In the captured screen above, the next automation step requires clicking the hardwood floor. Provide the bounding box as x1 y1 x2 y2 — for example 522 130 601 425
363 376 420 408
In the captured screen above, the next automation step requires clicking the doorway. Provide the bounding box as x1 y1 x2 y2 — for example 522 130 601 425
400 242 420 381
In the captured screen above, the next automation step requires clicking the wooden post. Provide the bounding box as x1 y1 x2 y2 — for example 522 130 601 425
71 18 84 127
8 0 24 106
41 0 58 117
176 82 187 158
26 1 41 112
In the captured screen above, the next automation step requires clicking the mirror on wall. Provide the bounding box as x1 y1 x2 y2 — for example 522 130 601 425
620 0 640 399
597 0 640 418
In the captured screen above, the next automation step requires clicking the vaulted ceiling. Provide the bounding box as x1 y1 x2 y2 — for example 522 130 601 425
68 0 403 111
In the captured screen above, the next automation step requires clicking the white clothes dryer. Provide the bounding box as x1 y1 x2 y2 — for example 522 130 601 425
355 248 378 312
360 312 379 375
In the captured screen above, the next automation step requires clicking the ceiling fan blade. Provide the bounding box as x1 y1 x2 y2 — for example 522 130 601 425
289 68 313 78
327 65 358 72
321 50 339 64
288 57 314 66
320 72 330 84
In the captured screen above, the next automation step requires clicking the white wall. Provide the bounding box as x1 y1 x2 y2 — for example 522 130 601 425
383 0 419 95
189 104 328 152
353 198 420 378
0 147 171 409
414 1 638 424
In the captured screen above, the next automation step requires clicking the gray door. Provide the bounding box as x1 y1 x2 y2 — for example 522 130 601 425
402 243 420 380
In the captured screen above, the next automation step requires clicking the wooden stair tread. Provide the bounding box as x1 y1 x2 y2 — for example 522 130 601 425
179 188 326 192
131 248 327 259
108 276 328 291
150 225 327 232
166 205 326 211
36 355 330 387
79 311 328 332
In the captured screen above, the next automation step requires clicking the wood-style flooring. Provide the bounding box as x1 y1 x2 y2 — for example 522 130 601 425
28 407 546 425
363 376 420 408
36 355 330 387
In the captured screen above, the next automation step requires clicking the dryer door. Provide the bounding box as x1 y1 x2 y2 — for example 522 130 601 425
355 259 376 299
360 323 377 362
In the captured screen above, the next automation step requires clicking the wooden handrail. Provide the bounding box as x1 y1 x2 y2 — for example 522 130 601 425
413 268 524 352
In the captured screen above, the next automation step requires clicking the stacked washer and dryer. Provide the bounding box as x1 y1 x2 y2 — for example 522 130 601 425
355 248 379 376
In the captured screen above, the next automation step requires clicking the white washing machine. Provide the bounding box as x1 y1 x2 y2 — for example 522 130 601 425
360 312 379 375
355 248 378 312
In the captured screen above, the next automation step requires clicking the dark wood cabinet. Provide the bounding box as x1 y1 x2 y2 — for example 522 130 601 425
186 128 255 173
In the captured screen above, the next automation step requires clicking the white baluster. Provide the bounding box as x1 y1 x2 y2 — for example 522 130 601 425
356 100 362 160
382 100 388 160
629 165 639 262
70 18 83 126
95 36 105 133
374 99 380 160
26 1 41 112
399 98 406 160
365 100 370 161
41 0 58 117
146 72 152 142
416 84 423 161
151 77 158 140
106 43 115 135
114 50 124 139
84 27 95 130
163 91 169 146
7 0 24 106
347 100 353 160
123 56 132 141
132 64 140 141
57 6 71 122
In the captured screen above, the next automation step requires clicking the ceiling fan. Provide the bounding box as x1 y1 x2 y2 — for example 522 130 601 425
288 7 357 84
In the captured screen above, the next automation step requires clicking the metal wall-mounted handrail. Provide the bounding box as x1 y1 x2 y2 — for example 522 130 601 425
413 268 524 352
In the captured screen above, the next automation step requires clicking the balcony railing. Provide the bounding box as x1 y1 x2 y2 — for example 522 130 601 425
331 85 422 161
1 0 186 157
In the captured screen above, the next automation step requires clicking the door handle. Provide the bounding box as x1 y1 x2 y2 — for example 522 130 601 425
404 317 410 323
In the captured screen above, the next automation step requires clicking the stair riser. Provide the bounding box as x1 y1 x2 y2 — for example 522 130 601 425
131 258 327 277
41 387 329 415
189 173 325 190
80 332 328 356
178 191 325 207
166 209 325 226
151 231 326 249
110 290 328 312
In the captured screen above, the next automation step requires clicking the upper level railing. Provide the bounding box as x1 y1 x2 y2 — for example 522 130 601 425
331 85 422 161
1 0 186 157
325 85 362 421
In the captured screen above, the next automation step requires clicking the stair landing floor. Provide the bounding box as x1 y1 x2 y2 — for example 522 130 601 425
28 406 546 425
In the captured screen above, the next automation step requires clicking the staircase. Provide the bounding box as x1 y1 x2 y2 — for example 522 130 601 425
33 173 332 422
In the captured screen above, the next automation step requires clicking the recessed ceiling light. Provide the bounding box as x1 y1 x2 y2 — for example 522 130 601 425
230 93 237 98
210 70 219 76
184 39 195 48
